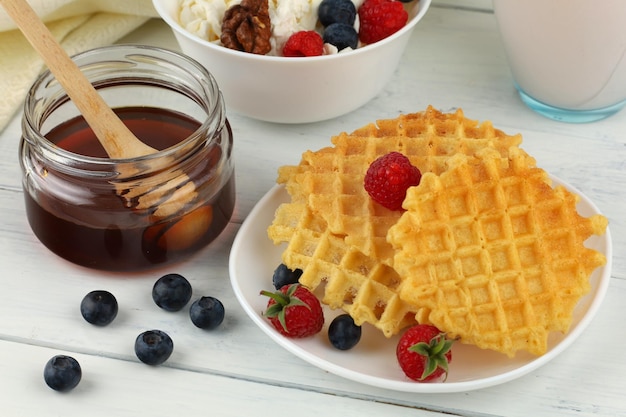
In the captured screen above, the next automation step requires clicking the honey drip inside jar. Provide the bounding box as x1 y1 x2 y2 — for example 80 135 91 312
24 106 235 271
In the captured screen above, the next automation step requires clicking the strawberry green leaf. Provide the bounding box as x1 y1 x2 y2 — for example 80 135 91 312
261 284 310 333
408 333 453 381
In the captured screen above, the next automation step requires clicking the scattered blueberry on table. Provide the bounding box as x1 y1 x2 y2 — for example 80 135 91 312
152 273 193 312
189 296 225 330
80 290 118 326
43 355 82 392
134 330 174 366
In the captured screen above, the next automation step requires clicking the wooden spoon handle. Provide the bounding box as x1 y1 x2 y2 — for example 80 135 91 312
0 0 157 158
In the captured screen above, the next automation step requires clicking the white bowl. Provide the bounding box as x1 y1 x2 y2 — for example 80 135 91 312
152 0 432 123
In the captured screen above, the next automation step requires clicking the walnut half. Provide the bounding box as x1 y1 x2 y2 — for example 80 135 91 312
221 0 272 55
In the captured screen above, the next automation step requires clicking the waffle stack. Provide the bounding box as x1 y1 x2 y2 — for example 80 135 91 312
268 106 608 356
280 107 528 265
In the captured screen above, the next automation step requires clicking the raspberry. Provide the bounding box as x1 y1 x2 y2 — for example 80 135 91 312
282 31 324 57
358 0 409 45
364 151 421 210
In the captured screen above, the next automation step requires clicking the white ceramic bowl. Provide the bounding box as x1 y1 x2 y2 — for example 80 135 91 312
152 0 432 123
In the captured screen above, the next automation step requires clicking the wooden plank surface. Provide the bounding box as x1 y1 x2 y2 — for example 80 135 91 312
1 1 624 416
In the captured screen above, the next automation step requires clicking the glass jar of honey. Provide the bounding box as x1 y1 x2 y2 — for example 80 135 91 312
19 45 235 271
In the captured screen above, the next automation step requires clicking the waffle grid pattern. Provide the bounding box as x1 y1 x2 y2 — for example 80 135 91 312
269 202 419 337
268 107 607 354
389 149 608 356
286 107 528 266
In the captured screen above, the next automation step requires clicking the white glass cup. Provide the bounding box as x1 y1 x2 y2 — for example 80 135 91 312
494 0 626 123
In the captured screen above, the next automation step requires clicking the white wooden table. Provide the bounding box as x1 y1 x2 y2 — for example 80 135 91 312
1 1 624 415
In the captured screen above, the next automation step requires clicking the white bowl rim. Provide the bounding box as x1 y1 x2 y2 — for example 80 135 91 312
152 0 433 63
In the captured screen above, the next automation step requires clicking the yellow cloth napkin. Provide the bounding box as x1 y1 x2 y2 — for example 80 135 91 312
0 0 159 132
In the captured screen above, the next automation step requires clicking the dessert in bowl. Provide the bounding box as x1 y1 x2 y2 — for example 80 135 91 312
152 0 432 123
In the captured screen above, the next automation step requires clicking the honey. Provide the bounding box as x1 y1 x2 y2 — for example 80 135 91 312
20 45 235 271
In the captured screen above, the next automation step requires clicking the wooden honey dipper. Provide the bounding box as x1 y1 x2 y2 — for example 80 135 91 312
1 0 197 218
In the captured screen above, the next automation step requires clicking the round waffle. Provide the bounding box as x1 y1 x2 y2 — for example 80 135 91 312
388 148 608 356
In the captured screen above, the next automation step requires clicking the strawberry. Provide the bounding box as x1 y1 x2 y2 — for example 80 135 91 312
261 284 324 338
396 324 453 382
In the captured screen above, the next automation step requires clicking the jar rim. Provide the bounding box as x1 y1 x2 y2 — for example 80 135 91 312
22 44 225 166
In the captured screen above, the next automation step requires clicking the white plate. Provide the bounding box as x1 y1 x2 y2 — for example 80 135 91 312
228 177 612 393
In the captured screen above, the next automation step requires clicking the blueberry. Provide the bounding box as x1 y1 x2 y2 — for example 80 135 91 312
152 273 192 312
43 355 82 392
80 290 118 326
189 296 225 330
134 330 174 365
272 264 303 289
328 314 362 350
323 23 359 51
318 0 356 27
